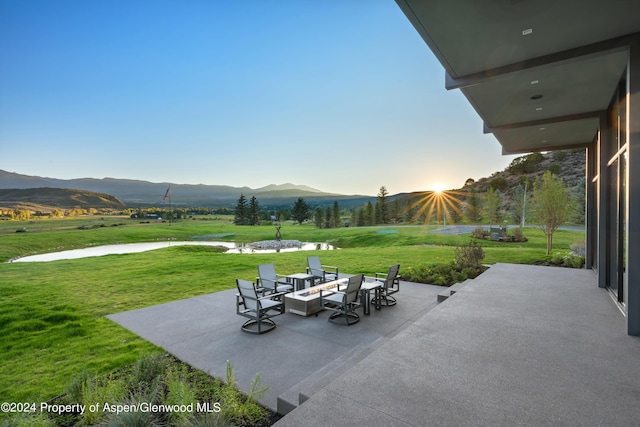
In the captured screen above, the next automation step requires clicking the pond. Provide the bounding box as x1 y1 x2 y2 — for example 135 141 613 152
9 240 335 263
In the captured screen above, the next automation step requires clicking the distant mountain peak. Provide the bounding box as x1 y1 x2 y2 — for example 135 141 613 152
254 183 324 193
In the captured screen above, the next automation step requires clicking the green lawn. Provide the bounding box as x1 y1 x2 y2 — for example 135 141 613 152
0 217 584 404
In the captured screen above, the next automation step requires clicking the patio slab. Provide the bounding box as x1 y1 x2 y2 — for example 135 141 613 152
107 277 442 413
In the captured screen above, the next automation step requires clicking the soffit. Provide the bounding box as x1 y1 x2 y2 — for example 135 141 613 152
396 0 640 154
462 50 628 128
492 118 600 154
398 0 640 78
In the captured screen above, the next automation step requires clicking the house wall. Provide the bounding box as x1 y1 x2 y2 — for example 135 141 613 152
627 42 640 335
595 42 639 336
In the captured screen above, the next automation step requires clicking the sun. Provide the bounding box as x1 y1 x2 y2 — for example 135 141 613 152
431 183 446 194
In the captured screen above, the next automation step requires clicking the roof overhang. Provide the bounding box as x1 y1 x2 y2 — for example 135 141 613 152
396 0 640 154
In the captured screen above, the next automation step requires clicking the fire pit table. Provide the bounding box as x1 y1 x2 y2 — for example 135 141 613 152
285 278 347 316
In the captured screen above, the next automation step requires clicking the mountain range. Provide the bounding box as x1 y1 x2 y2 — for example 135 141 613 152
0 150 586 212
0 169 370 208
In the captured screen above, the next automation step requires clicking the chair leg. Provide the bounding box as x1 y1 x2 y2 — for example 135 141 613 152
328 311 360 325
371 293 396 307
241 318 277 334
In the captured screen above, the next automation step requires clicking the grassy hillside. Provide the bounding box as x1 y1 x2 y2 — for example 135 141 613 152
0 188 127 212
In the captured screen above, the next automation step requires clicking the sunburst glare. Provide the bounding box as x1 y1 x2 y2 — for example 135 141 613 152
405 188 475 225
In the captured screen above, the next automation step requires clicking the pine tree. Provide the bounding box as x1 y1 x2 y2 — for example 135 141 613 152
364 201 374 226
248 196 260 226
234 194 248 225
377 186 390 224
332 201 340 228
314 207 324 228
290 197 311 225
324 206 332 228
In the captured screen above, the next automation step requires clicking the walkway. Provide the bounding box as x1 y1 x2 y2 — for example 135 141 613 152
275 264 640 426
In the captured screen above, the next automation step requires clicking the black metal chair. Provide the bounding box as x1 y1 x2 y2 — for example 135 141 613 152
236 279 285 334
370 264 400 307
320 274 364 325
307 256 339 284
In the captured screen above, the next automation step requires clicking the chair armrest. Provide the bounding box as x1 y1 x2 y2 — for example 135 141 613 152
375 272 389 279
258 291 287 301
322 264 339 271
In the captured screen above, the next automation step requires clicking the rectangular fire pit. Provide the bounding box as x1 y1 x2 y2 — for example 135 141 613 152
284 279 346 316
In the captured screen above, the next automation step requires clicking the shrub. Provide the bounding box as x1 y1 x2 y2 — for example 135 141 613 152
490 177 509 191
548 251 585 269
554 150 567 161
512 228 527 242
403 262 486 287
219 361 268 426
454 238 485 269
571 240 586 257
164 366 198 426
472 227 488 240
53 354 269 427
126 352 169 392
548 162 561 175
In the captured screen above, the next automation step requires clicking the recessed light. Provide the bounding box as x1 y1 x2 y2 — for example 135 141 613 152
539 127 546 131
522 28 533 36
542 140 548 143
531 94 543 100
531 80 539 85
536 107 543 111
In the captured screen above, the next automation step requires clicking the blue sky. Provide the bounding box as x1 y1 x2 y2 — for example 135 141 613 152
0 0 516 196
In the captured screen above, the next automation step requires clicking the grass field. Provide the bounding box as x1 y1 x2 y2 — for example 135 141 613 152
0 216 585 405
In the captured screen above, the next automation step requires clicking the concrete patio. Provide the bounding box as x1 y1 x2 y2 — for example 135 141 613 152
107 274 443 414
108 264 640 426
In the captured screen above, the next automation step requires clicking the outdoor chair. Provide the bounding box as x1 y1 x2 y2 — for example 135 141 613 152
369 264 400 307
307 256 339 284
257 263 293 295
236 279 285 334
320 273 364 325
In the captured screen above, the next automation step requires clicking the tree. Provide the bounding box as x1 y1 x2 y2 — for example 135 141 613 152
233 194 248 225
356 208 365 226
484 188 501 225
290 197 311 225
548 162 562 175
364 201 374 226
14 209 31 221
531 171 575 255
313 207 324 228
570 177 586 224
490 177 508 192
391 199 401 223
464 189 482 223
510 183 530 227
376 186 390 224
332 201 340 228
248 196 260 226
508 152 544 174
322 206 331 228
